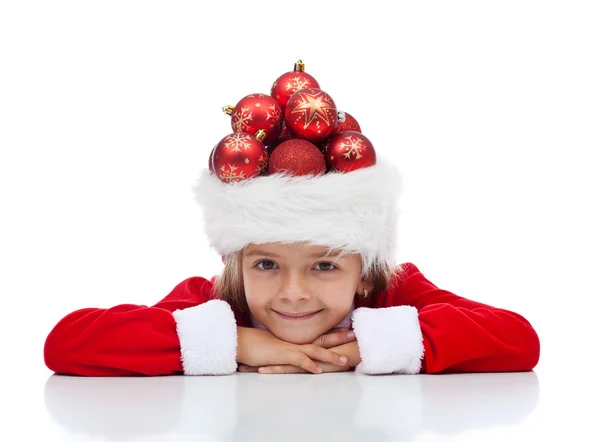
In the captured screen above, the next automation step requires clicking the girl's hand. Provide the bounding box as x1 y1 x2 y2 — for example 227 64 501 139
311 327 356 349
236 326 350 374
239 341 361 374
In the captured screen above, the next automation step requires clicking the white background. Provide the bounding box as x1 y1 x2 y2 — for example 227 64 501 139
1 0 599 438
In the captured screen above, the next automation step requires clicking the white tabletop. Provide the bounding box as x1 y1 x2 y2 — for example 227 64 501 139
5 365 592 442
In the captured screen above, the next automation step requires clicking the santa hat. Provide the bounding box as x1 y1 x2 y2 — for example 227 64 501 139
190 61 403 274
191 156 402 275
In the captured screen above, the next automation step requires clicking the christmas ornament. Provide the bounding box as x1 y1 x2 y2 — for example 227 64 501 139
212 130 268 183
271 60 320 108
268 139 326 176
284 88 338 143
223 93 283 145
266 124 293 155
209 145 216 173
325 131 376 173
335 111 361 134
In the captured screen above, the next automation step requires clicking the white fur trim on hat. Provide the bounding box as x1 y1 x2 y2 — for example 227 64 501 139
191 157 402 273
172 300 238 375
352 305 424 374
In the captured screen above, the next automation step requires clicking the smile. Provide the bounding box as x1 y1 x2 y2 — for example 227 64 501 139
273 309 323 320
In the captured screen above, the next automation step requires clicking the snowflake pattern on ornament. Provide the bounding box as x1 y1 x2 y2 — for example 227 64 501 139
340 134 366 160
265 104 282 127
231 108 253 133
286 76 311 92
223 133 254 153
256 152 268 174
219 164 245 183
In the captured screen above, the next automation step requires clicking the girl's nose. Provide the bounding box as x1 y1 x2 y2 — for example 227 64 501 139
279 275 311 303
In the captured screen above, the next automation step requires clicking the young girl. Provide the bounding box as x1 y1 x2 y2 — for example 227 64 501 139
44 157 540 376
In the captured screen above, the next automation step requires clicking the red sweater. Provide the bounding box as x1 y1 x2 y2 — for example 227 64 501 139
44 262 540 376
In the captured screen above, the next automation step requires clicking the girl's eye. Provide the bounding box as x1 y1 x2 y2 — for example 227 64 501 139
256 260 278 271
315 262 337 271
255 261 337 271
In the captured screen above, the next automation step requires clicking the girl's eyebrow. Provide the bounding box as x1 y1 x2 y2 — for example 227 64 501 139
244 249 341 259
244 249 283 258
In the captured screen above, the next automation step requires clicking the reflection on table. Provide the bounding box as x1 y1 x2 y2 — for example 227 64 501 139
44 371 539 441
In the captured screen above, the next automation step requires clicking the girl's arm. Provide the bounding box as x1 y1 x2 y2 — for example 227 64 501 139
44 276 238 376
351 263 540 374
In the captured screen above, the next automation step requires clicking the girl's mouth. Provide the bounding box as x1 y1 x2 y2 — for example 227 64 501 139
273 309 323 321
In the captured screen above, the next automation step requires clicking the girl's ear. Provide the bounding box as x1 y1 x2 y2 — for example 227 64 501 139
359 277 374 295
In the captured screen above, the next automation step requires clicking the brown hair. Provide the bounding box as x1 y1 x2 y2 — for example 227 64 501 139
214 247 400 315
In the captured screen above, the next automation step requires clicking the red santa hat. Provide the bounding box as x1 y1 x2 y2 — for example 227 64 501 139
190 61 403 274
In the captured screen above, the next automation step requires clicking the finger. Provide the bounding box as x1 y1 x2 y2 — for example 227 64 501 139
260 361 353 374
328 327 350 333
258 365 306 374
312 330 356 349
238 364 259 372
329 341 362 368
301 344 349 366
315 362 352 373
288 353 323 374
265 362 351 374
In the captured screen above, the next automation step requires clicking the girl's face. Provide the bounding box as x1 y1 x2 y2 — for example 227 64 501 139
242 242 367 344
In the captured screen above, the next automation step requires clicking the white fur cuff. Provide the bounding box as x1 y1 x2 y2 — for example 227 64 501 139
352 306 424 375
172 300 238 375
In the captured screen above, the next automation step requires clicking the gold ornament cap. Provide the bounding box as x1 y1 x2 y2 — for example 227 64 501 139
255 129 267 142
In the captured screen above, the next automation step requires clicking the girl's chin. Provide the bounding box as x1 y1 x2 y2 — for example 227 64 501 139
270 328 321 345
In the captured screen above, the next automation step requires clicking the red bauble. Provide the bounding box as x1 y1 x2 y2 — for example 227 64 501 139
212 133 268 183
268 139 326 177
335 111 361 134
224 93 283 145
284 88 338 144
271 60 320 108
266 124 293 155
209 145 217 173
325 131 376 173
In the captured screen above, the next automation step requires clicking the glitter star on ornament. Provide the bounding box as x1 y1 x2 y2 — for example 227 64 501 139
289 90 336 129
